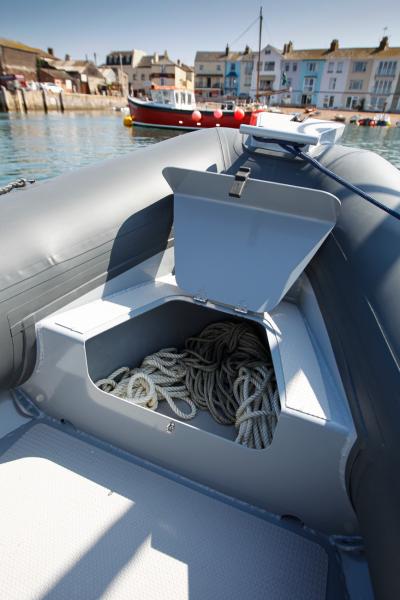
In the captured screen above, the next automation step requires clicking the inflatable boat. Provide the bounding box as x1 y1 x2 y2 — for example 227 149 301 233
0 113 399 600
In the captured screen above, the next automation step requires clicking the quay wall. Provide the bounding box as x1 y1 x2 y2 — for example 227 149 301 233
0 87 127 112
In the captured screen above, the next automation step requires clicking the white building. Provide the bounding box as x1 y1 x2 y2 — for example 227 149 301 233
250 45 283 103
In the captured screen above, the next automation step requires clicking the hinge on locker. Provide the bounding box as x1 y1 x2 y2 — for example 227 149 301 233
193 295 208 304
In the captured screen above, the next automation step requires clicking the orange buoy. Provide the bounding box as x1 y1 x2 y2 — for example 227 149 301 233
234 107 245 121
192 110 202 121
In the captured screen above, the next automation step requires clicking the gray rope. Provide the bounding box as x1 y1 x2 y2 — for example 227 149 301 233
185 322 280 448
0 177 35 195
96 321 280 448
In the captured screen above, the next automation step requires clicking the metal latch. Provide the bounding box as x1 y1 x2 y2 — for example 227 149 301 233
229 167 251 198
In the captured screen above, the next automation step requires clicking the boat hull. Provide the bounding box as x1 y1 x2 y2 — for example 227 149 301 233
128 97 253 130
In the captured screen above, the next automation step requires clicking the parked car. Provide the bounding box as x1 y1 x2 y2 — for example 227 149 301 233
40 83 63 94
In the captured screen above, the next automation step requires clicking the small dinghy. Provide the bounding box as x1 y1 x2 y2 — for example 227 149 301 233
0 113 399 600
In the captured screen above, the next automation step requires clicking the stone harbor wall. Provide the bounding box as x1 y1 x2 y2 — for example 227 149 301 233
0 87 127 112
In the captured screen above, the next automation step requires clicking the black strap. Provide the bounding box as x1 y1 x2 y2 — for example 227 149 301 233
229 167 251 198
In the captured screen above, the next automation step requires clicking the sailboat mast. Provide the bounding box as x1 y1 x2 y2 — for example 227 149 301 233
256 6 263 99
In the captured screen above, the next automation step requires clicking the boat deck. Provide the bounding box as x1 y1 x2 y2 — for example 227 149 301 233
0 422 337 600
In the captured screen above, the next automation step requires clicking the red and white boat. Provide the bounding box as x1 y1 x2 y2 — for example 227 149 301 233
128 86 256 130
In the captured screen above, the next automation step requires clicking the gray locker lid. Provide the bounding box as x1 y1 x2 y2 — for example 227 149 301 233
163 167 340 314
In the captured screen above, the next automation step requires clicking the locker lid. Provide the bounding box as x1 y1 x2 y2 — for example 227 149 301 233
163 167 340 314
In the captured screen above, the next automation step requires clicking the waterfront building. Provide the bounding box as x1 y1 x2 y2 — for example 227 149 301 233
250 44 284 103
48 58 107 94
391 71 400 112
39 68 74 92
238 47 254 98
0 38 54 84
194 50 227 99
129 51 193 96
194 46 253 100
280 36 400 111
98 66 129 96
105 50 146 90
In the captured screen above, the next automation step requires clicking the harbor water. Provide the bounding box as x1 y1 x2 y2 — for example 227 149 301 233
1 111 400 186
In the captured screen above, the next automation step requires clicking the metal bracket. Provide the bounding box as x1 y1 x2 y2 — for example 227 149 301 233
193 295 208 304
229 167 251 198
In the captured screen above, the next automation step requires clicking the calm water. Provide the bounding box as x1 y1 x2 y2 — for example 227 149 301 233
1 111 400 186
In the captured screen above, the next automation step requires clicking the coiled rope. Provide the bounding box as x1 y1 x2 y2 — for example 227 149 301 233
96 321 280 449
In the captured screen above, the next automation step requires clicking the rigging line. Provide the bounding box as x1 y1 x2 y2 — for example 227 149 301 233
229 15 260 48
278 141 400 221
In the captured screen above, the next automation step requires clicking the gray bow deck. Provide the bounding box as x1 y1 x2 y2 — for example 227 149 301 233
0 423 329 600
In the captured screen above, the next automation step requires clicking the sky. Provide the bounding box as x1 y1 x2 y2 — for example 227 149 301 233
1 0 400 66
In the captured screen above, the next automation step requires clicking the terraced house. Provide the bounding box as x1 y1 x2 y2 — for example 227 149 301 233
280 36 400 110
194 45 254 99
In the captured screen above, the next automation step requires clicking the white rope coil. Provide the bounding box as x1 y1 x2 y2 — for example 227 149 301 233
96 321 280 448
96 349 197 420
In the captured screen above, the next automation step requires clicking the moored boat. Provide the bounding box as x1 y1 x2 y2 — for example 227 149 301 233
128 86 255 130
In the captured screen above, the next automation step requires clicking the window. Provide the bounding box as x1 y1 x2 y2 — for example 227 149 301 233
244 62 253 74
216 64 221 71
199 64 203 71
346 96 359 109
336 62 343 73
285 64 290 72
264 61 275 71
303 77 315 92
370 96 387 110
230 63 235 71
265 49 271 55
132 74 136 80
329 77 336 90
323 95 334 108
373 79 392 94
349 79 363 90
377 61 396 76
327 62 334 73
292 63 297 72
188 93 192 103
308 62 316 72
141 74 145 81
353 61 367 72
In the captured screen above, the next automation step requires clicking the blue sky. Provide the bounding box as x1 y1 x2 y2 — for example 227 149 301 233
2 0 400 65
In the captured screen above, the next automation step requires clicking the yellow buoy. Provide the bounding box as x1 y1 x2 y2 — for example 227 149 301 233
123 115 133 127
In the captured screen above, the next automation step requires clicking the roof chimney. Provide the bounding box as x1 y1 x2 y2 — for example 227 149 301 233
286 41 293 53
378 36 389 51
225 43 229 56
283 43 287 54
330 39 339 52
65 53 70 61
47 47 54 56
153 52 159 63
244 44 250 55
177 58 181 66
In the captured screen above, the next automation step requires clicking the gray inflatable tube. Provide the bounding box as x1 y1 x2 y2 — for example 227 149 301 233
0 125 399 599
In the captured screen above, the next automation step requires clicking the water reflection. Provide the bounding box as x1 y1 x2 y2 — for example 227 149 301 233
0 111 399 186
341 125 400 168
0 112 184 185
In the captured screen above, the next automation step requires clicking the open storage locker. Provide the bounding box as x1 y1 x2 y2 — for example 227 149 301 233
25 168 357 534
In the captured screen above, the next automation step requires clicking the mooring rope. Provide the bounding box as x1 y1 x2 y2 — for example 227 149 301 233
96 321 280 448
96 349 197 420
